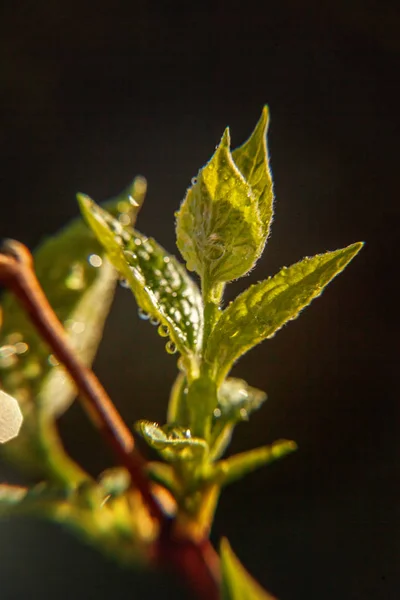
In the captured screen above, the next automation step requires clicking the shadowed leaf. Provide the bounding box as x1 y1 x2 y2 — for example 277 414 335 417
221 538 277 599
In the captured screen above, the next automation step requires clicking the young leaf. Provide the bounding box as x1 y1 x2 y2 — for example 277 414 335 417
135 420 208 463
220 538 277 600
175 129 263 290
0 390 23 443
78 195 203 369
206 242 364 383
210 378 267 460
217 439 297 487
232 106 273 246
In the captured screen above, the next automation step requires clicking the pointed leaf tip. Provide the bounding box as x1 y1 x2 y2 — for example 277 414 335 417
220 538 277 600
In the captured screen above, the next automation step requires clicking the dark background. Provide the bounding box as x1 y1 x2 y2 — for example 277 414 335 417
0 1 398 598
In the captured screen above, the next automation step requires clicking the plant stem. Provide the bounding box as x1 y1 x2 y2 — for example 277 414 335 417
0 240 162 520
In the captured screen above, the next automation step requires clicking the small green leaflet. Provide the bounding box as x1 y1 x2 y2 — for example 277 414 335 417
220 538 277 600
217 440 297 487
78 195 203 368
176 129 263 288
210 378 267 460
206 242 364 383
232 106 274 247
135 420 208 463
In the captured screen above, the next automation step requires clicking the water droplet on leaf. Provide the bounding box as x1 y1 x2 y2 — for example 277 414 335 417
138 308 150 321
157 324 169 337
149 317 160 326
88 254 102 268
165 341 177 354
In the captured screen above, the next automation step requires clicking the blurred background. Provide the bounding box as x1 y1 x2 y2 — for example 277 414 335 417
0 1 398 598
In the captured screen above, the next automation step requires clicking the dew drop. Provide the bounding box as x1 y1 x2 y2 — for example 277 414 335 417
138 308 150 321
65 262 85 290
0 345 17 368
159 278 168 287
184 429 191 439
48 354 59 367
157 324 169 337
88 254 103 268
213 408 222 418
139 250 150 261
6 332 23 345
134 237 142 246
118 213 131 226
14 342 29 355
172 292 177 298
149 317 160 326
119 278 130 289
239 408 248 420
163 256 170 264
165 340 177 354
191 177 197 185
128 195 139 207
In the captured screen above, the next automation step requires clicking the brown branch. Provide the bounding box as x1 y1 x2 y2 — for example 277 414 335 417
0 240 162 520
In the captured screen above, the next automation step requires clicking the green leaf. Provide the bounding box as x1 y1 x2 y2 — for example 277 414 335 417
220 538 277 600
78 195 203 371
0 389 23 444
175 129 263 290
232 106 273 246
0 184 143 478
217 440 297 487
135 420 208 463
207 242 364 383
210 378 267 460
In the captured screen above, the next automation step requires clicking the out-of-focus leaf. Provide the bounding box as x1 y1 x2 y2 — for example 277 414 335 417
220 538 277 600
210 378 267 460
175 128 263 289
0 180 145 476
217 440 297 487
135 420 208 463
232 106 274 247
0 389 23 443
207 242 364 384
78 195 203 371
0 481 156 567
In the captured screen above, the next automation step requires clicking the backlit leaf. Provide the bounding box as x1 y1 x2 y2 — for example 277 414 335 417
207 242 364 384
135 420 208 463
232 106 274 245
78 195 203 369
176 129 263 288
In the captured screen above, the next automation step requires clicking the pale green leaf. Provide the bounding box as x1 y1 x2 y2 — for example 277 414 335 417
220 538 277 600
207 242 364 383
210 378 267 460
232 106 273 245
78 196 203 367
176 129 263 288
217 440 297 487
135 420 208 463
